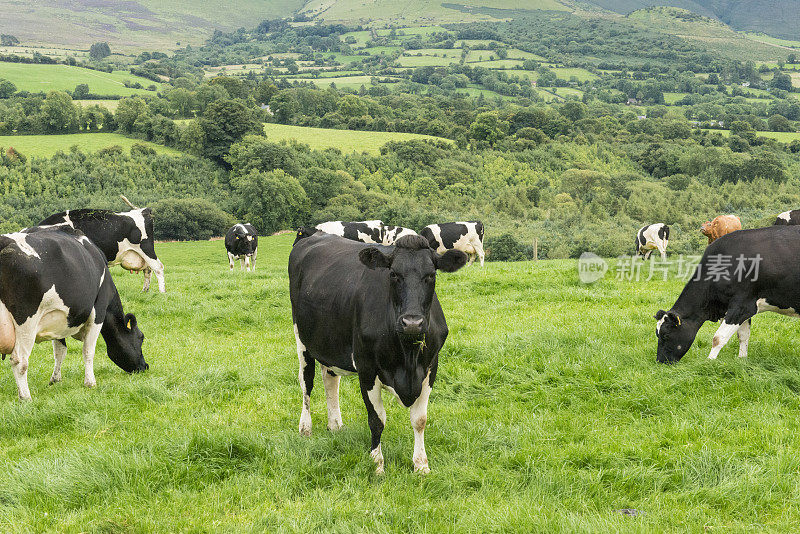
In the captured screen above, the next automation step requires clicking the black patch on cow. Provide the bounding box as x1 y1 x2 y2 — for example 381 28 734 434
342 222 382 243
774 210 800 226
658 225 669 241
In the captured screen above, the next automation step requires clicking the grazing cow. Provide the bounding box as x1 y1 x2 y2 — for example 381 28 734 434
420 221 485 266
635 223 670 261
225 223 258 272
36 196 165 292
0 227 148 400
774 210 800 226
382 225 418 246
315 220 384 244
289 233 467 474
700 214 742 244
293 226 320 245
654 225 800 363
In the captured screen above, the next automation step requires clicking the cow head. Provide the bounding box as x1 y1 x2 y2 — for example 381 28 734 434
359 235 467 339
106 313 148 372
700 221 712 237
234 227 257 255
654 310 700 363
294 226 319 245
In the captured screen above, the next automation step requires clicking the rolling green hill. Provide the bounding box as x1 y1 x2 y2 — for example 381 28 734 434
0 0 306 52
585 0 800 41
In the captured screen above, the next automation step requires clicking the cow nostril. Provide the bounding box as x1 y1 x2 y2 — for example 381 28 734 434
401 316 424 329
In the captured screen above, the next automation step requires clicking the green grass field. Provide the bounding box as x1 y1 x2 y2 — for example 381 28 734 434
701 129 800 142
0 63 163 96
397 55 458 67
5 236 800 530
0 134 180 158
263 123 450 153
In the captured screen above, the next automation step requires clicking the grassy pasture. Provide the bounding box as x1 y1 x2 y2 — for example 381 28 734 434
0 134 180 158
263 123 450 153
397 55 457 67
701 129 800 142
4 236 800 530
0 63 163 96
283 75 397 90
664 92 689 104
551 67 599 82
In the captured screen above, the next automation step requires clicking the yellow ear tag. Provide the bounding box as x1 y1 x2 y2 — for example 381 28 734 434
676 316 681 326
127 319 132 329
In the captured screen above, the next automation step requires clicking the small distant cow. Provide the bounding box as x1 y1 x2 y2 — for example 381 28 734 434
36 196 165 292
0 227 148 400
655 225 800 363
382 225 417 246
421 221 485 266
700 215 741 244
635 223 669 261
289 233 467 473
315 220 384 244
774 210 800 226
225 224 258 272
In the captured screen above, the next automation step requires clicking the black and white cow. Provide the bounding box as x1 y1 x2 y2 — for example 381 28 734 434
37 197 165 292
655 225 800 363
315 220 384 244
0 227 148 400
636 223 670 261
289 233 467 474
382 225 418 246
224 223 258 272
420 221 485 266
774 210 800 226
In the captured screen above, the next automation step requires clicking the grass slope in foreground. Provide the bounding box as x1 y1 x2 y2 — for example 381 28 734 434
0 63 164 96
263 123 452 153
3 236 800 530
0 134 180 157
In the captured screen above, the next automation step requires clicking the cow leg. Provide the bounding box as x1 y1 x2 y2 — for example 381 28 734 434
228 253 236 271
81 322 102 387
658 245 667 261
737 319 751 358
321 366 343 431
644 249 652 260
707 321 743 360
251 250 257 271
474 241 486 267
240 257 246 271
360 374 386 474
10 335 35 401
294 325 314 436
151 260 165 293
409 373 432 474
50 339 67 385
245 255 251 273
142 268 152 292
466 253 475 267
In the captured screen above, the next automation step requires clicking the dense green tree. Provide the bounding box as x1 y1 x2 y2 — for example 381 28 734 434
199 100 263 163
768 114 792 132
39 91 79 133
89 42 111 60
0 79 15 99
231 169 309 233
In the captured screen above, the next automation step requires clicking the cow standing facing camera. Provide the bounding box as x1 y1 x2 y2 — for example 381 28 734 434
289 233 468 474
225 224 258 272
0 227 148 400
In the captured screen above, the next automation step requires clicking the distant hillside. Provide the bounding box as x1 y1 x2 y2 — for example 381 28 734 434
0 0 306 52
582 0 800 40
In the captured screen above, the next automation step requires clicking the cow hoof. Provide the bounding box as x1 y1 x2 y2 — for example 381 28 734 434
327 420 343 431
375 465 385 475
84 379 97 388
49 376 61 385
299 419 312 436
414 465 431 475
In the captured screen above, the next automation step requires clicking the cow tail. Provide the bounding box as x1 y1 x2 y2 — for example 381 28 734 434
120 195 138 210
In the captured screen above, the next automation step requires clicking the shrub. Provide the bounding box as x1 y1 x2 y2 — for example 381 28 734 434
485 233 533 262
151 198 236 241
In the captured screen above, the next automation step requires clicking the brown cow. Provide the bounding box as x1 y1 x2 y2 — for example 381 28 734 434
700 215 742 244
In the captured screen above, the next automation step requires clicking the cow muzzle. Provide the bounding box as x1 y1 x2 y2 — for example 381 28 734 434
399 315 425 337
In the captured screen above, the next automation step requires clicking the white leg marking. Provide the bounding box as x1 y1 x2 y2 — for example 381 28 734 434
294 324 312 436
474 241 485 266
738 320 751 358
644 249 652 260
10 337 34 401
708 320 741 360
148 259 165 293
410 373 432 474
240 257 246 271
50 340 67 385
367 377 387 474
142 268 152 292
321 366 343 431
81 322 102 388
251 249 257 271
228 252 236 271
245 255 251 273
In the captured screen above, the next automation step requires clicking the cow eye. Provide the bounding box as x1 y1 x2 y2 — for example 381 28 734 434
390 271 402 281
424 274 435 283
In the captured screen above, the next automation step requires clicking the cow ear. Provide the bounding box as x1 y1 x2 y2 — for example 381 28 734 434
654 309 666 320
435 249 468 272
359 247 391 269
125 313 137 331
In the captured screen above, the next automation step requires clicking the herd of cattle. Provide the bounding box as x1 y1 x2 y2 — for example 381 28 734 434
2 196 800 473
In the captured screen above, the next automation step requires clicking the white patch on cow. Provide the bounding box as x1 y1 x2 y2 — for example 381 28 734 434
707 320 741 360
656 316 666 335
409 372 432 474
35 287 83 342
737 320 751 359
382 226 418 246
321 365 343 431
315 221 346 237
638 224 669 261
121 209 148 240
64 210 72 227
294 324 313 436
325 365 356 376
50 338 67 384
98 270 105 289
4 233 40 258
756 298 800 317
426 222 485 266
778 210 792 222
